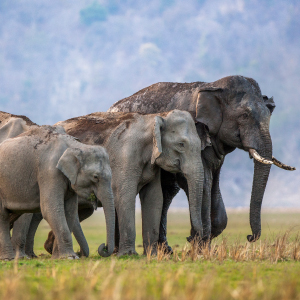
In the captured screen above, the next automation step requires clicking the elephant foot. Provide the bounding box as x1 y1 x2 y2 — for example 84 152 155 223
186 235 211 253
157 240 173 254
44 231 55 255
117 249 138 257
0 253 15 261
52 252 79 260
67 254 79 260
15 252 30 260
25 251 38 259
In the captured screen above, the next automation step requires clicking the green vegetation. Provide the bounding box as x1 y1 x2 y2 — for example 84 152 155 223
1 210 300 299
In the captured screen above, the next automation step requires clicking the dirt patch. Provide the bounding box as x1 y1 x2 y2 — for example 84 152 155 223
61 112 140 145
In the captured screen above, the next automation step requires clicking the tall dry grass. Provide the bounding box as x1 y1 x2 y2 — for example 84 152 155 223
1 231 300 300
145 230 300 264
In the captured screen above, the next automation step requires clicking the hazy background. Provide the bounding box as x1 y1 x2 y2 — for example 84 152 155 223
0 0 299 207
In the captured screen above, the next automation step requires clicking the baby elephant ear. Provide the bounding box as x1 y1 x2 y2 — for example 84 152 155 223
263 95 276 114
56 148 83 185
151 116 165 164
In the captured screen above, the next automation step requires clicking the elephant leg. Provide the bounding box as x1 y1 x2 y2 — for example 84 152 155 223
73 207 95 257
139 173 163 255
9 213 22 230
44 231 55 255
41 187 77 259
0 207 14 260
211 168 227 239
158 170 180 253
44 206 94 255
52 194 79 259
25 213 43 258
114 210 120 253
11 213 33 258
115 181 138 257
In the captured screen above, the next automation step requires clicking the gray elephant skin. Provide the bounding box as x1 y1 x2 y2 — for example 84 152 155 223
109 75 295 248
0 124 115 260
0 111 107 258
55 109 205 256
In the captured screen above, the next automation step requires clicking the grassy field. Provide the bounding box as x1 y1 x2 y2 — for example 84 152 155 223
1 209 300 299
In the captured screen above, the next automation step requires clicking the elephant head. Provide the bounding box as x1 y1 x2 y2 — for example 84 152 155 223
195 75 295 242
151 110 205 239
56 146 115 256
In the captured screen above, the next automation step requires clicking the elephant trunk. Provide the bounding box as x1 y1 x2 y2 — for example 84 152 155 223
247 133 272 242
184 161 205 241
96 185 115 257
72 214 90 257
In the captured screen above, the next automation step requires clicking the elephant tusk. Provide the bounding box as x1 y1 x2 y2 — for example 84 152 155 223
249 149 273 165
272 156 296 171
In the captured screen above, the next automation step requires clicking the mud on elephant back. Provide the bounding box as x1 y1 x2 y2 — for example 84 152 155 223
55 109 205 256
108 75 296 249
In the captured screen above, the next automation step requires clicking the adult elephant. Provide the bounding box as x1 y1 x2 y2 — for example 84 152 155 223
109 75 295 250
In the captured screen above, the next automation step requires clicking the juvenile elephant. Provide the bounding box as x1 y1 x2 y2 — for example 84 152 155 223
0 111 104 258
109 75 295 249
52 110 205 256
0 125 114 260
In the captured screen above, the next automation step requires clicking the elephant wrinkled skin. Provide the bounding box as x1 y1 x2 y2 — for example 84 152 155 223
0 125 114 260
56 110 205 256
0 111 109 258
109 75 295 248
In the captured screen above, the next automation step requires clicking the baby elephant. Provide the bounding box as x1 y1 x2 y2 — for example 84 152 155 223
0 126 114 260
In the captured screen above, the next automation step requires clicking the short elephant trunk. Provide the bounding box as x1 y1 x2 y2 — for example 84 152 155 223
247 134 272 242
96 186 115 257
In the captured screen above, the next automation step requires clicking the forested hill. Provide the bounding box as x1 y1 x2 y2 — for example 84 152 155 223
0 0 299 207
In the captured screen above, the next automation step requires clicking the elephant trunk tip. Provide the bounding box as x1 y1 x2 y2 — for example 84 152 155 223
98 243 113 257
247 233 260 243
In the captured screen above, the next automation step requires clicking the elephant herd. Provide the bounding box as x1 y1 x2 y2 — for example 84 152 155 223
0 75 295 260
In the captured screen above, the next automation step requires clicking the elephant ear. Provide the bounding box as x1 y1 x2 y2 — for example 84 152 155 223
196 123 212 150
262 95 276 114
196 87 223 136
151 116 165 164
56 148 83 185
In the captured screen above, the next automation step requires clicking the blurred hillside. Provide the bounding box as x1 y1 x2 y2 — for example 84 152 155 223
0 0 299 207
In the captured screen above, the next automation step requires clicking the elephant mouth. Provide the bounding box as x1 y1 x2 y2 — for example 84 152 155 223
88 192 98 210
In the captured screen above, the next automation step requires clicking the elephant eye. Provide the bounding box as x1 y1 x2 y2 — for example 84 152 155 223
179 143 184 147
240 113 248 120
93 175 99 180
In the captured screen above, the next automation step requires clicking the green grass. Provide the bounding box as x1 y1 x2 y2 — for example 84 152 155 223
1 210 300 299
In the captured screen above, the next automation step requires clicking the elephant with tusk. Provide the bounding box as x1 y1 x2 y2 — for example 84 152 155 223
108 75 296 248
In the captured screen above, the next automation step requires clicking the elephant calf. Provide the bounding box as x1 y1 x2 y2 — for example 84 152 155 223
0 125 114 260
55 109 205 256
